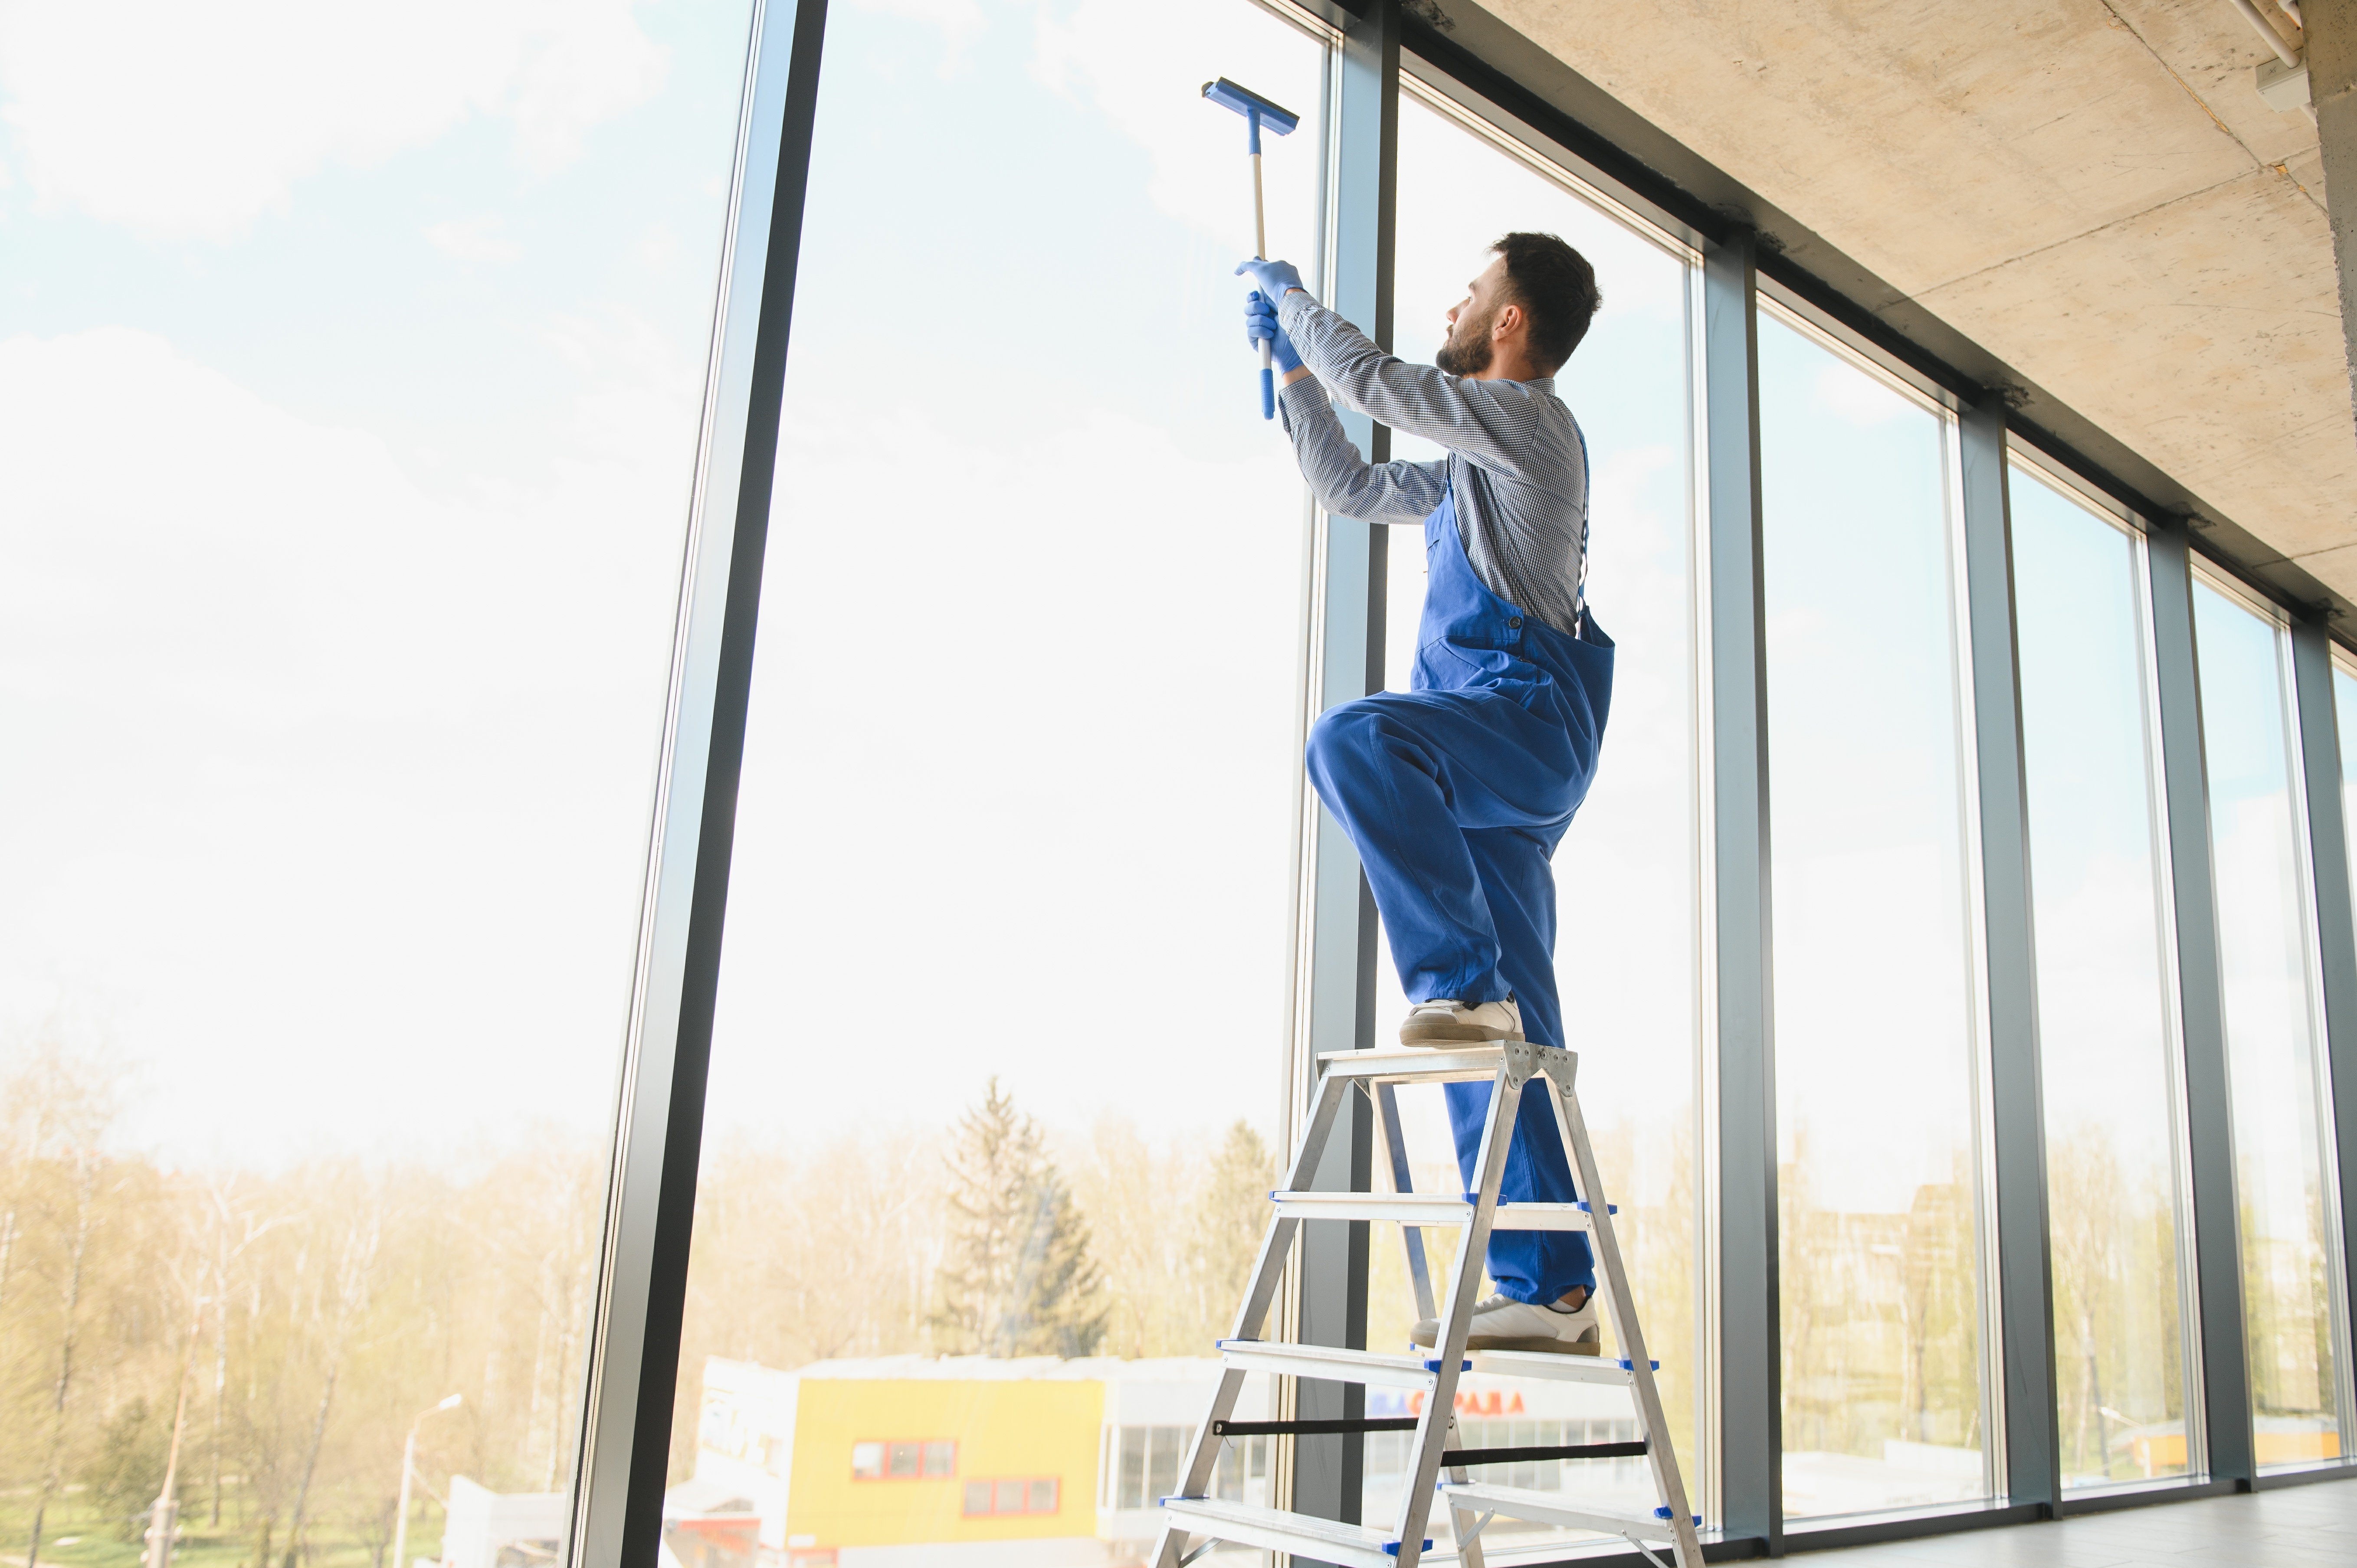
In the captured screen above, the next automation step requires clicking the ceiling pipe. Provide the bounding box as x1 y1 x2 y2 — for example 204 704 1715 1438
2227 0 2304 66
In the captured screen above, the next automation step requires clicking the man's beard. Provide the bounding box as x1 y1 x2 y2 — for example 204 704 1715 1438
1435 303 1497 376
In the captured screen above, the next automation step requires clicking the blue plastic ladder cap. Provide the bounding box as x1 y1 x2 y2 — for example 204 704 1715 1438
1463 1192 1480 1205
1615 1358 1661 1371
1420 1358 1473 1372
1574 1200 1619 1213
1381 1542 1434 1557
1654 1506 1672 1520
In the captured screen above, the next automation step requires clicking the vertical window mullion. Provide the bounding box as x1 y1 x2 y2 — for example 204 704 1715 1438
1958 403 2058 1509
1701 225 1777 1552
2284 616 2357 1452
1288 0 1400 1534
2145 520 2257 1484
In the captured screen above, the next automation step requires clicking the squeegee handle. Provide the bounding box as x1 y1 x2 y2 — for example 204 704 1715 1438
1252 111 1272 418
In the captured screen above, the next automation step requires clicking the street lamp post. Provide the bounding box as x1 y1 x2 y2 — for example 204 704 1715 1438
391 1395 463 1568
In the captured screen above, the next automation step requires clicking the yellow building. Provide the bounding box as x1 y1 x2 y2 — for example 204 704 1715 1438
686 1354 1274 1568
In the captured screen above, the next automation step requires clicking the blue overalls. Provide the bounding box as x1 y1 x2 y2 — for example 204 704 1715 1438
1303 484 1614 1305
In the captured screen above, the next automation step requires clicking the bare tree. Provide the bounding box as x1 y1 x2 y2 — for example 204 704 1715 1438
283 1193 384 1568
26 1146 101 1568
203 1175 291 1525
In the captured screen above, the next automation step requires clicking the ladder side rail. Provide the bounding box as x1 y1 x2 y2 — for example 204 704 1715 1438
1540 1072 1704 1568
1151 1070 1358 1568
1391 1062 1523 1567
1441 1409 1486 1568
1231 1067 1356 1342
1374 1080 1439 1323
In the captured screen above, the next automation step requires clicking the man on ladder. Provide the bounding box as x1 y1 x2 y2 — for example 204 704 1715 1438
1238 233 1610 1359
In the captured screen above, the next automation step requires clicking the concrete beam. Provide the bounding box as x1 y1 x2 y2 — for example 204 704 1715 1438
2314 0 2357 429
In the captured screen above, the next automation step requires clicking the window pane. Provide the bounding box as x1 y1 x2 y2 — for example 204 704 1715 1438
1370 82 1703 1550
2011 467 2196 1487
923 1440 956 1478
2192 582 2351 1468
669 1 1327 1554
0 7 751 1563
1760 314 1992 1517
1119 1429 1146 1511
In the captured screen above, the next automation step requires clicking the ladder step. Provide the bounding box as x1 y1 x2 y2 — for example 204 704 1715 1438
1436 1482 1693 1540
1270 1192 1595 1231
1215 1417 1418 1437
1317 1042 1576 1085
1219 1339 1465 1388
1466 1349 1642 1386
1160 1498 1426 1568
1447 1439 1648 1464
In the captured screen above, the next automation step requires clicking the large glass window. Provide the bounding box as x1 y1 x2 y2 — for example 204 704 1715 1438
2011 464 2198 1488
0 10 752 1567
1362 79 1704 1551
2191 579 2353 1469
1759 313 1994 1519
672 3 1326 1561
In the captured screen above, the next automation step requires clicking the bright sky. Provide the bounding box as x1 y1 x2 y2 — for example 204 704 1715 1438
0 0 2339 1289
0 0 756 1163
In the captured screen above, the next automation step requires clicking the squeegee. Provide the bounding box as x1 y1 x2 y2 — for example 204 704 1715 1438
1202 77 1300 418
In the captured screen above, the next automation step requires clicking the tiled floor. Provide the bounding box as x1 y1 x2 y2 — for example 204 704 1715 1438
1790 1479 2357 1567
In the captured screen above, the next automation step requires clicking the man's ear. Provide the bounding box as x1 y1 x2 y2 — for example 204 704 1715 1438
1493 302 1524 341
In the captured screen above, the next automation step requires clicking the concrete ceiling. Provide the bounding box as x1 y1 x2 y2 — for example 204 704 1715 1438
1458 0 2354 602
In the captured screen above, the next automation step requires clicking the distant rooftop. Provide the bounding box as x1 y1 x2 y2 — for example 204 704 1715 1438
711 1352 1227 1383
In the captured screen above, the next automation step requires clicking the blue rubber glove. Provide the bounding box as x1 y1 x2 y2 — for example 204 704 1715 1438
1246 290 1303 374
1234 256 1305 301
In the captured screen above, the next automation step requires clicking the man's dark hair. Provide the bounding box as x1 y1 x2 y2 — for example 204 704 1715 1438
1493 232 1600 374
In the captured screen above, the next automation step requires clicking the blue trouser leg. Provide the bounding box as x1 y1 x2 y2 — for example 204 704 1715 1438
1304 688 1583 1006
1304 695 1593 1303
1442 825 1591 1303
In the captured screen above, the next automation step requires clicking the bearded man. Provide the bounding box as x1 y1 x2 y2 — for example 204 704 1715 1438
1237 232 1612 1356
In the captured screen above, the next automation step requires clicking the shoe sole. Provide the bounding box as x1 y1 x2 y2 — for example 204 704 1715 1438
1410 1333 1602 1356
1466 1334 1601 1355
1399 1021 1526 1046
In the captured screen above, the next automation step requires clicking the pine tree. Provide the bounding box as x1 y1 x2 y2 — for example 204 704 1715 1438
1189 1120 1275 1342
931 1079 1108 1358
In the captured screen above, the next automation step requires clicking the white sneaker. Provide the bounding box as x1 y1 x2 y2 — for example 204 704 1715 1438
1411 1290 1600 1355
1400 995 1523 1046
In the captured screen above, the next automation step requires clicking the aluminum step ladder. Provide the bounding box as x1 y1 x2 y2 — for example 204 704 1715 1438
1150 1039 1703 1568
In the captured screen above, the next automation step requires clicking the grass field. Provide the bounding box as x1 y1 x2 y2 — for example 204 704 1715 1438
0 1489 446 1568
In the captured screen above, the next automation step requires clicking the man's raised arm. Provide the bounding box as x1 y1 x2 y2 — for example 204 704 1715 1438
1274 367 1448 522
1274 288 1544 481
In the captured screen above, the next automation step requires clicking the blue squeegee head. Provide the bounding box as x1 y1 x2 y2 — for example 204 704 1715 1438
1201 77 1300 153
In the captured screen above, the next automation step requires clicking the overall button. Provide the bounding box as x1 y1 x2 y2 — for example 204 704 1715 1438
1507 616 1522 629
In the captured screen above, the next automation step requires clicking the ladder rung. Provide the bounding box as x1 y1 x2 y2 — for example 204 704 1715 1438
1269 1192 1595 1231
1434 1482 1691 1539
1317 1042 1576 1085
1219 1339 1464 1388
1160 1498 1424 1568
1215 1417 1418 1437
1466 1349 1641 1386
1445 1439 1648 1464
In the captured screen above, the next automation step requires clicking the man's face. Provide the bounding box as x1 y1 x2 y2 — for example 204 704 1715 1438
1436 255 1512 376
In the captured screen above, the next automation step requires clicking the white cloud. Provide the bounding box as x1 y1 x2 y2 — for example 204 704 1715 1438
1029 0 1325 263
1813 357 1913 427
0 324 701 1161
855 0 987 53
0 0 668 240
425 216 524 263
